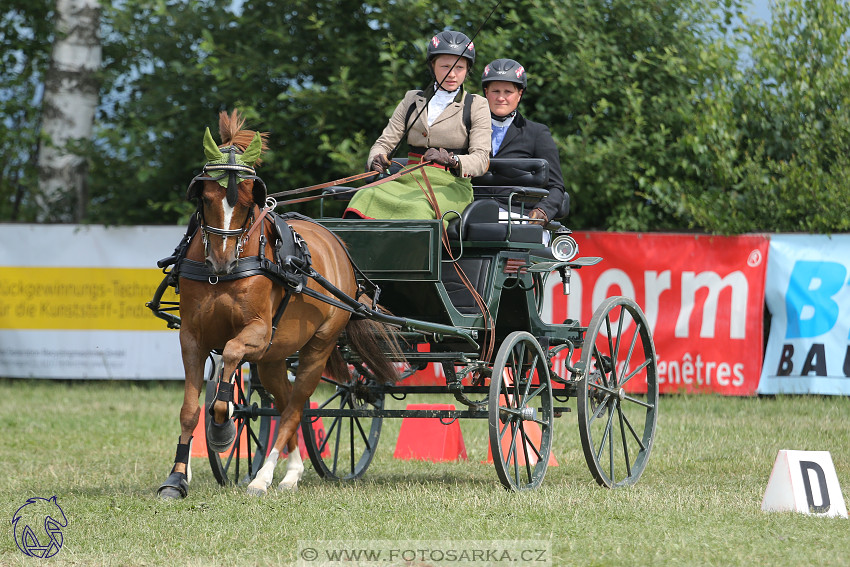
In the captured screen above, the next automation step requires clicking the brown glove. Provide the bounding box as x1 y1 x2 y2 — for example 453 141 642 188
423 147 458 168
528 208 549 225
371 154 390 173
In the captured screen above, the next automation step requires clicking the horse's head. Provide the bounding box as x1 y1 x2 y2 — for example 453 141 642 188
187 126 267 275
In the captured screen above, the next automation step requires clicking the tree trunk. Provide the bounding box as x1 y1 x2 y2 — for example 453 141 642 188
36 0 101 223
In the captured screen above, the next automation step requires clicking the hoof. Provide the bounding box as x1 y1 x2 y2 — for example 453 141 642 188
246 483 269 497
157 471 188 500
206 417 236 453
277 480 299 492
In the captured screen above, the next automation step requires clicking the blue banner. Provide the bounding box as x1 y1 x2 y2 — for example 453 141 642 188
758 234 850 395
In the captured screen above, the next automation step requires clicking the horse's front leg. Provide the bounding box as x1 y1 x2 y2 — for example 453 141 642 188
204 319 268 446
158 346 206 499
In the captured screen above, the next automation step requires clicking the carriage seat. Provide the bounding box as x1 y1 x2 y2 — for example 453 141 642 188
445 158 550 243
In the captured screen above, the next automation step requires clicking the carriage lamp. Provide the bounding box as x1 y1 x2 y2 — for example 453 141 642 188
550 233 579 262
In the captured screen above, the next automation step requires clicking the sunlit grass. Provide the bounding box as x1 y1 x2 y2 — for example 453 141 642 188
1 379 848 566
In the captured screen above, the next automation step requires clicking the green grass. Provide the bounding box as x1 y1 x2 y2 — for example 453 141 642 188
1 379 848 566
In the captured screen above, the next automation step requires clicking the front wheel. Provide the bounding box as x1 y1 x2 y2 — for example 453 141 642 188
488 331 554 491
577 297 658 488
301 370 384 481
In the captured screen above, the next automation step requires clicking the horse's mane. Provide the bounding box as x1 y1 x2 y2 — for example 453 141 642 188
218 110 270 166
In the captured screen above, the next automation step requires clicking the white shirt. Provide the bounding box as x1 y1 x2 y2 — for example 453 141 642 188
427 85 459 126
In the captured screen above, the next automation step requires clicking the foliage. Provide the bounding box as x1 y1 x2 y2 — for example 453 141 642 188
3 0 849 233
0 1 54 222
668 0 850 233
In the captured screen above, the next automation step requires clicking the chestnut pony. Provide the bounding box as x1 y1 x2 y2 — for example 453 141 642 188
158 111 400 498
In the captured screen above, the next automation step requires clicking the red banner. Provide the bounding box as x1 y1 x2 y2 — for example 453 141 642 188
545 232 769 395
406 232 769 395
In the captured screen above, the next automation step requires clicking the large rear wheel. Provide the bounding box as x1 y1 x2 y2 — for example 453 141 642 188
577 297 658 487
488 331 554 491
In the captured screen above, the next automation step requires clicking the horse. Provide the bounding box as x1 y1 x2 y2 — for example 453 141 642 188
157 110 402 499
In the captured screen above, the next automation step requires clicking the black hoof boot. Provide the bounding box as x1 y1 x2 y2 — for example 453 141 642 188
206 381 236 453
158 437 192 499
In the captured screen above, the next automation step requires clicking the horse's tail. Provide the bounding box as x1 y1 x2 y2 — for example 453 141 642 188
344 315 406 384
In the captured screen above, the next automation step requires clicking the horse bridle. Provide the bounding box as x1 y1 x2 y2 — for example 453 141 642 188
193 146 263 258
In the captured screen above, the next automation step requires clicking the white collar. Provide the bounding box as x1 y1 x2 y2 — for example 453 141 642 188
491 115 515 129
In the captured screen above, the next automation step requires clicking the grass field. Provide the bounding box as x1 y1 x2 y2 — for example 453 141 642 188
1 378 848 566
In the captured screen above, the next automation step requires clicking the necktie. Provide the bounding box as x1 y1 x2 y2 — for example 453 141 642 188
492 125 508 155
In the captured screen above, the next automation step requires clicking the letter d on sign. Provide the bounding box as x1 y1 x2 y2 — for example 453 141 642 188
762 450 848 518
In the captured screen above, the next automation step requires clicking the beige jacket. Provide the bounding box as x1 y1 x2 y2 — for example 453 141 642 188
368 89 491 178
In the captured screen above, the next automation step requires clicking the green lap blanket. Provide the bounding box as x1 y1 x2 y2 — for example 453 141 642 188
344 165 472 226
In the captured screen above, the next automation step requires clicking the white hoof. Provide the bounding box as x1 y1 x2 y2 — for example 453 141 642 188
277 466 304 491
246 479 270 497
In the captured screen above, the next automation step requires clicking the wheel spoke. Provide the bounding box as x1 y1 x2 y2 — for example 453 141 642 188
620 408 647 451
618 403 633 478
595 403 615 463
622 394 654 409
620 357 651 388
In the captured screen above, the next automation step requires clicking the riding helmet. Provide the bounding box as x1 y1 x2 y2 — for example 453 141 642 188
481 58 527 90
426 31 476 66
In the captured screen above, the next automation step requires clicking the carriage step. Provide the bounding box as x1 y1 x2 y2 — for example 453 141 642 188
553 407 572 416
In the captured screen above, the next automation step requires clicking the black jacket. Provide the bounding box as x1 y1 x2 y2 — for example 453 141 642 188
487 112 568 220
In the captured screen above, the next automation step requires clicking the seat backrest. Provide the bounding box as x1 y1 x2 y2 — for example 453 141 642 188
471 158 548 188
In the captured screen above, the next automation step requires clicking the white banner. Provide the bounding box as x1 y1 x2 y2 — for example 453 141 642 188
758 234 850 395
0 224 185 379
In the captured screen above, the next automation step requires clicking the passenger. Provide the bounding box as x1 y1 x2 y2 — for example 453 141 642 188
480 58 568 226
343 31 491 223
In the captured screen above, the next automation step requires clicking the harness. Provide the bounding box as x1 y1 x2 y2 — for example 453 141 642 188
174 208 385 350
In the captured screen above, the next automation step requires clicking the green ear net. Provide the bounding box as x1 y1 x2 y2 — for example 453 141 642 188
241 133 263 167
203 127 223 162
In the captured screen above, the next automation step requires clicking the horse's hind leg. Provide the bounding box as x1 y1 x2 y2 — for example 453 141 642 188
266 343 336 491
247 360 302 495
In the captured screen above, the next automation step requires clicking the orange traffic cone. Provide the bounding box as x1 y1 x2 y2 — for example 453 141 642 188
393 403 468 462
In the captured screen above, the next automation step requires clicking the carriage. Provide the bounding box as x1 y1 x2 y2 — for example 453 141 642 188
148 119 658 494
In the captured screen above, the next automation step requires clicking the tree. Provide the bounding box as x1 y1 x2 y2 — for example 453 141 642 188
663 0 850 233
36 0 101 222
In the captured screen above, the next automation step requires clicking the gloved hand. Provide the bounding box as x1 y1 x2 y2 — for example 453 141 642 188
423 147 458 168
528 208 549 225
371 154 390 173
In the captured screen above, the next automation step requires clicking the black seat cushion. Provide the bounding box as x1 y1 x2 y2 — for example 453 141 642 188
446 198 544 243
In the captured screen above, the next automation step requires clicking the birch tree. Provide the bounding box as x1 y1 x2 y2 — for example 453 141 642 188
36 0 101 222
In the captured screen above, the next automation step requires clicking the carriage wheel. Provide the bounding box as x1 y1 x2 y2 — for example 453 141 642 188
577 297 658 488
206 362 274 486
301 370 384 481
488 331 554 491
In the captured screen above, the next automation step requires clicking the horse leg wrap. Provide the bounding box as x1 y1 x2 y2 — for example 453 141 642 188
207 381 237 453
157 436 193 499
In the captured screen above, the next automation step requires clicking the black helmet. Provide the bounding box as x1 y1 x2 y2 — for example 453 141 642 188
481 58 527 90
426 31 475 66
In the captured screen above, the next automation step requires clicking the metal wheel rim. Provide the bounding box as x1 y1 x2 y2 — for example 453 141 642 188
301 373 384 481
488 331 554 491
577 297 658 488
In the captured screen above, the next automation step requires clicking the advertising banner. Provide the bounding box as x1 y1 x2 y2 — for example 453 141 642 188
408 232 770 395
757 234 850 395
0 224 185 379
543 232 769 395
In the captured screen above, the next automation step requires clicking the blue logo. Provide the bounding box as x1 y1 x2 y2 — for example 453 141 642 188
12 496 67 558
